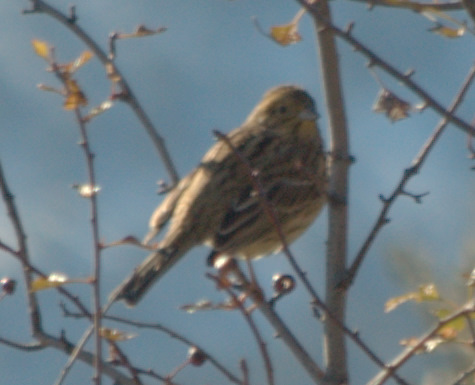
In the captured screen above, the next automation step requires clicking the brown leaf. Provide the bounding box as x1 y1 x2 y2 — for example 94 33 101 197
71 50 94 73
116 24 167 39
385 283 440 312
105 63 121 83
270 23 302 46
99 327 137 342
400 336 445 353
72 183 101 197
32 39 51 60
83 100 114 122
30 273 68 292
429 24 466 38
373 89 411 122
63 79 88 110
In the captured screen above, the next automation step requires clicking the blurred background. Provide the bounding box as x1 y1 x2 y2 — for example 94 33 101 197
1 1 474 384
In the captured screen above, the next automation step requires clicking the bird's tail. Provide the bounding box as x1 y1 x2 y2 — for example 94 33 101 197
110 247 184 306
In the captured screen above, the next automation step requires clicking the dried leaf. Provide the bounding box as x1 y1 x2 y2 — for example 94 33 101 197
64 79 88 110
105 63 121 83
83 100 114 122
37 84 63 95
373 89 411 122
180 298 238 313
31 273 68 292
73 184 101 198
423 336 446 352
270 22 302 46
434 309 466 337
71 50 94 72
32 39 51 60
400 335 446 353
116 25 167 39
385 283 439 312
181 299 215 313
418 283 440 301
105 235 143 248
100 327 137 342
429 24 466 38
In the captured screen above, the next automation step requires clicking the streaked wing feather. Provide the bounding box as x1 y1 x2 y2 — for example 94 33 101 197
214 177 323 254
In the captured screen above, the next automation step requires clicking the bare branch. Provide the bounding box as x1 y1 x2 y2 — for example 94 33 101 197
345 61 475 287
0 337 44 351
207 272 274 385
24 0 179 185
351 0 463 12
368 300 475 385
296 1 351 383
62 305 244 385
297 0 475 137
0 160 42 335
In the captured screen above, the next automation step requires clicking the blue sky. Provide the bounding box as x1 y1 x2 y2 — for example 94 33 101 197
1 1 474 384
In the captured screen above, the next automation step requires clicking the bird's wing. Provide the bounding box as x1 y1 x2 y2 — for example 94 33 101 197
214 175 324 254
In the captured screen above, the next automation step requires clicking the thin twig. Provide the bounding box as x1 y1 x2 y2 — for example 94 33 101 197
212 130 326 307
40 39 105 383
296 0 475 137
34 330 136 385
108 341 143 385
24 0 179 185
62 307 244 385
207 273 274 385
213 255 325 383
346 61 475 287
213 128 407 383
368 300 475 385
0 160 42 336
134 368 182 385
0 337 44 351
75 109 103 384
350 0 463 12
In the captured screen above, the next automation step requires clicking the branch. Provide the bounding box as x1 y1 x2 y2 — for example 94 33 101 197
210 260 325 383
0 337 44 351
212 131 326 307
297 0 475 137
75 104 103 384
351 0 463 11
24 0 179 185
368 300 475 385
345 60 475 287
0 160 42 336
63 306 244 385
35 330 136 385
207 273 274 385
296 1 351 383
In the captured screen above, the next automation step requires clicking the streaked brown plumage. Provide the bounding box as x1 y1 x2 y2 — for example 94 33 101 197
112 85 327 306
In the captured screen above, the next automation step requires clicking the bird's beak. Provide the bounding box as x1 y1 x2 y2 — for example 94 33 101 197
298 107 319 121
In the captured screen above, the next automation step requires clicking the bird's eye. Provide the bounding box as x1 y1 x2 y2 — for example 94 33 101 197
278 106 288 114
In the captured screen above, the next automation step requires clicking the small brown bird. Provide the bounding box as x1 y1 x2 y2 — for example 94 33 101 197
112 85 327 306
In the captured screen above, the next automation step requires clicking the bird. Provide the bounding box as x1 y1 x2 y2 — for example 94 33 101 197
111 85 327 306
